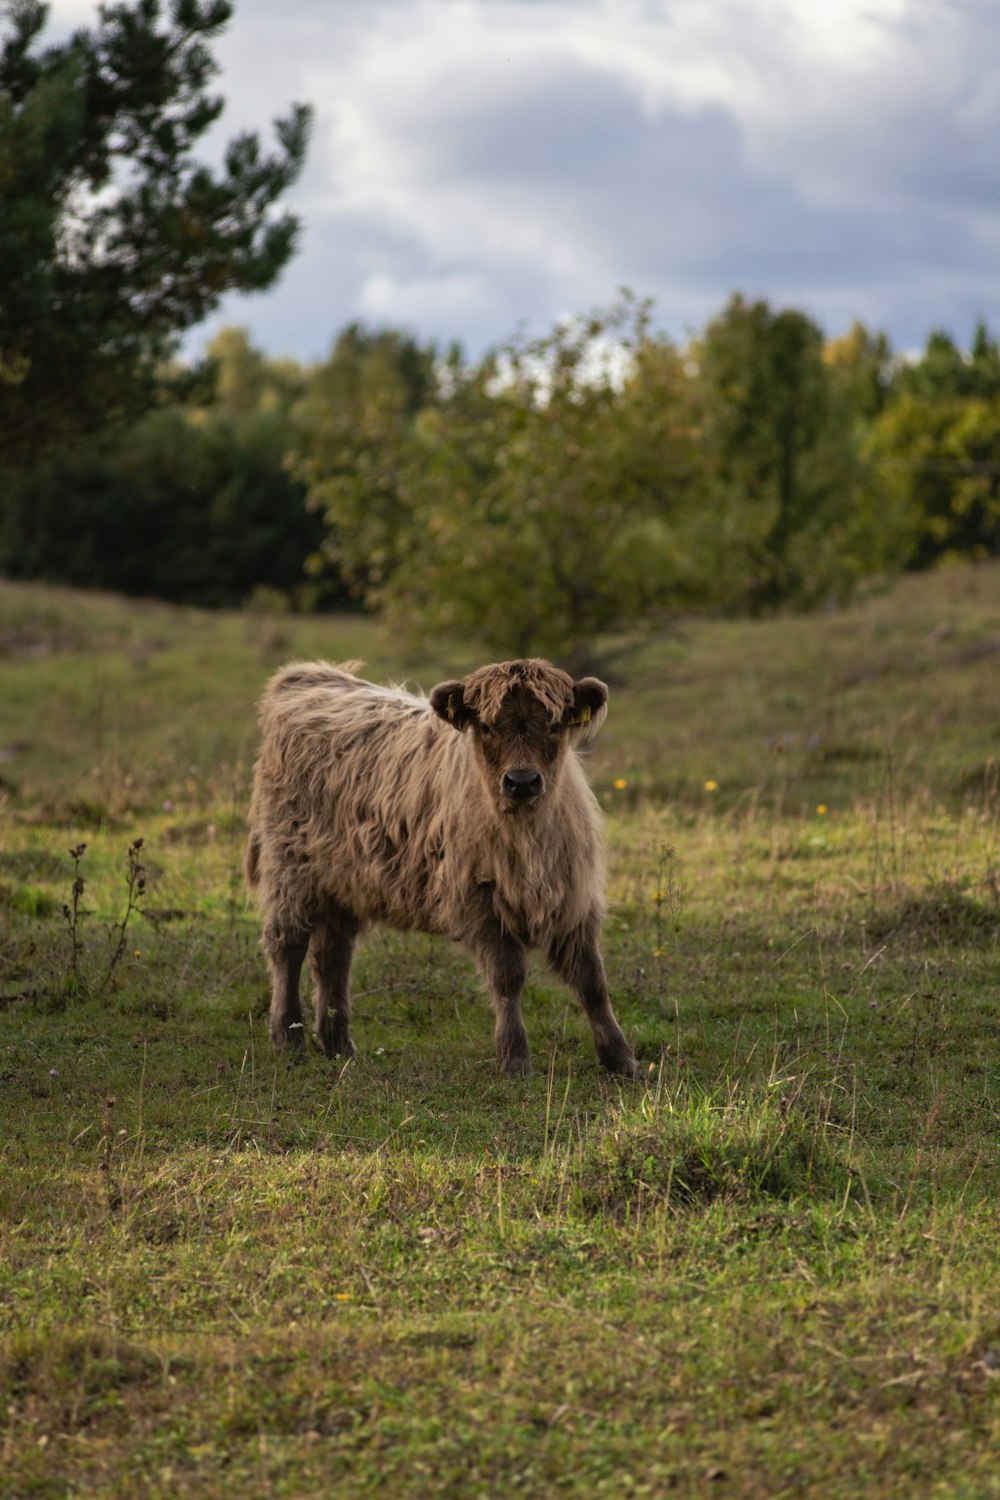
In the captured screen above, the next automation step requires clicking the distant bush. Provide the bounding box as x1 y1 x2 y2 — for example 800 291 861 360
0 406 333 609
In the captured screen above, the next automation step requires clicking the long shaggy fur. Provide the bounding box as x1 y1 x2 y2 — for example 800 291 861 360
245 658 638 1078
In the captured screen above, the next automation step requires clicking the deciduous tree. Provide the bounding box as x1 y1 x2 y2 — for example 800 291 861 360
298 298 714 667
695 294 885 607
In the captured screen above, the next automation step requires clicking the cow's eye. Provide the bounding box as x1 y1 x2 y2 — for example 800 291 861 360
478 722 494 738
548 724 563 737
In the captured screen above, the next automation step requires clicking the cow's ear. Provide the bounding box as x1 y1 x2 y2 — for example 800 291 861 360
430 680 477 731
564 676 608 739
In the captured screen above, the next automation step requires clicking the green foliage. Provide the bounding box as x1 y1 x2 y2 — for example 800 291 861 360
420 307 712 665
823 321 895 422
295 322 443 606
299 297 716 665
298 294 924 663
871 393 1000 566
0 405 326 607
0 0 311 463
207 323 307 418
0 326 333 607
892 321 1000 403
869 324 1000 566
695 294 894 608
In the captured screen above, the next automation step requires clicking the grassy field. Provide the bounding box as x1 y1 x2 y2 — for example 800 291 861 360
1 567 998 1497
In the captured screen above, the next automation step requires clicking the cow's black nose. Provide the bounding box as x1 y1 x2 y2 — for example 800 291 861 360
502 768 544 800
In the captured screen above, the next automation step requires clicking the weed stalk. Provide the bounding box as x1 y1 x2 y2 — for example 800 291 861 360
62 842 87 980
104 838 146 988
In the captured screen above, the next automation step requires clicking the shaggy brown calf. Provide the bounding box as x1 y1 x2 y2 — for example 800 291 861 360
245 658 639 1079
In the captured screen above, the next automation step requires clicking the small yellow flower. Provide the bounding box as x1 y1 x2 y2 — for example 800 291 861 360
651 889 665 903
704 779 718 792
134 949 141 959
334 1293 351 1302
817 804 828 816
613 778 627 790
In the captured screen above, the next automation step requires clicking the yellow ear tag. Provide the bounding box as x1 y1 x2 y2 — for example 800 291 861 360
567 705 591 727
447 693 457 722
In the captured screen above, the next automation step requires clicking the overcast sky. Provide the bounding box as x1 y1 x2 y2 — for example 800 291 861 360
51 0 1000 363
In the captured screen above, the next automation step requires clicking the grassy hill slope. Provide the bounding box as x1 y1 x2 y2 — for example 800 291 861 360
1 567 998 1497
1 559 999 816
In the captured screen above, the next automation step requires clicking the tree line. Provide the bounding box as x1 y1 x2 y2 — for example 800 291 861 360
4 296 1000 655
3 3 999 661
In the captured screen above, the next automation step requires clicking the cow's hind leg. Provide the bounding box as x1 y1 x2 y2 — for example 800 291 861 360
262 917 311 1056
548 919 641 1079
308 910 359 1060
469 920 531 1077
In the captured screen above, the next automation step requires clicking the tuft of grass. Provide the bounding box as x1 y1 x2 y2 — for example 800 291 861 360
576 1080 859 1216
866 877 1000 944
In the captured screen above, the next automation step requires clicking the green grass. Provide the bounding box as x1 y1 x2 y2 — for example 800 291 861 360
1 569 999 1497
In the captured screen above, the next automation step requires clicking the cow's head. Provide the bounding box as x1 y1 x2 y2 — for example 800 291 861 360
430 659 608 811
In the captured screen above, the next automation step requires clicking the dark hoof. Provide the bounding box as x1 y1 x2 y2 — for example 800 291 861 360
272 1020 307 1057
602 1051 643 1080
501 1055 533 1078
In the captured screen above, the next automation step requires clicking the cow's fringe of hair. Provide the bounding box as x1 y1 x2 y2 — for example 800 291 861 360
463 658 575 725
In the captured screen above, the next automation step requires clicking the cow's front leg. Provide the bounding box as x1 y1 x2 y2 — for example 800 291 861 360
469 920 531 1077
308 910 359 1060
262 917 311 1055
548 919 641 1079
